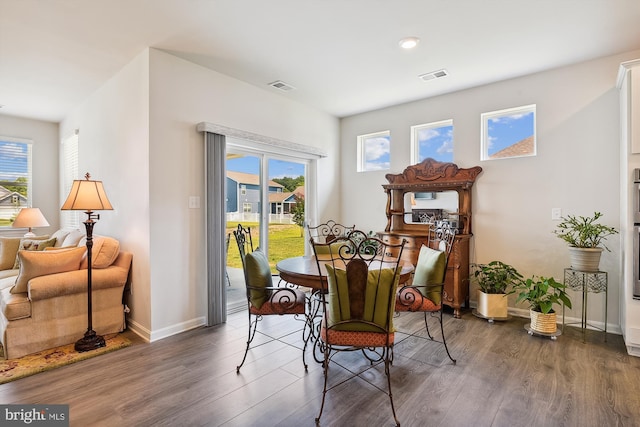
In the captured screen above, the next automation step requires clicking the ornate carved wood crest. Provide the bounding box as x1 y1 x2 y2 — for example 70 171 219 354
384 158 482 186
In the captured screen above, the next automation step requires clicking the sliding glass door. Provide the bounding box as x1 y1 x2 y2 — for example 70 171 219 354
225 149 307 313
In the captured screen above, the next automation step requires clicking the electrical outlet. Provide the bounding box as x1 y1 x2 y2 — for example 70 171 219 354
551 208 562 220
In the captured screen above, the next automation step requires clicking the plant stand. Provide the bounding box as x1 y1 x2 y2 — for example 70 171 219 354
562 268 608 342
524 323 561 340
472 309 510 323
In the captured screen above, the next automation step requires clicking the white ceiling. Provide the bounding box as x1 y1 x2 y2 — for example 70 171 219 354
2 0 640 123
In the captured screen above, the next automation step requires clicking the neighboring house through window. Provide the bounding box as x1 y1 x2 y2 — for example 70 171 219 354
0 136 32 227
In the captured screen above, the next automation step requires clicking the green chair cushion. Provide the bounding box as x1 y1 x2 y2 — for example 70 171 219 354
412 245 446 305
313 241 349 255
325 264 399 332
244 249 273 309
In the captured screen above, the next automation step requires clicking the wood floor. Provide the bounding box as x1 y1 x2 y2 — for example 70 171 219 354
2 308 640 427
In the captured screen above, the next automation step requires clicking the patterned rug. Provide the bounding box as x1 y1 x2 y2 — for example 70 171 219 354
0 334 131 384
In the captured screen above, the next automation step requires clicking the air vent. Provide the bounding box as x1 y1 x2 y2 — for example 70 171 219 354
269 80 296 92
418 69 448 81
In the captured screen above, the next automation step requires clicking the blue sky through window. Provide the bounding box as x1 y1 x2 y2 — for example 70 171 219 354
486 110 535 156
416 124 453 163
227 156 304 179
0 140 28 182
362 132 390 171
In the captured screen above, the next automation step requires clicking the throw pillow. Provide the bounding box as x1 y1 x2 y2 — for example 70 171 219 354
78 236 120 269
51 229 71 247
324 264 399 332
60 229 84 247
244 249 273 309
0 235 50 271
12 237 57 270
11 246 86 294
0 237 23 270
412 245 446 305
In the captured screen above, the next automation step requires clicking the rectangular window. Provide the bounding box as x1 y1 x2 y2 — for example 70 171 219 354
61 132 80 229
0 137 32 227
357 130 390 172
240 185 246 195
243 202 252 213
411 119 454 164
481 105 536 160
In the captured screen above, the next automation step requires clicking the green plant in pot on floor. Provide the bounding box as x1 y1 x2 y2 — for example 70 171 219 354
472 261 523 319
554 211 618 272
513 276 572 334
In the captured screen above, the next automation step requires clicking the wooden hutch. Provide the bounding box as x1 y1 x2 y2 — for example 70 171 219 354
378 158 482 318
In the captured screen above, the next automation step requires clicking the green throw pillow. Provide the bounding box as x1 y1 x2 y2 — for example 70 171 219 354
324 264 399 332
244 249 273 309
412 245 446 305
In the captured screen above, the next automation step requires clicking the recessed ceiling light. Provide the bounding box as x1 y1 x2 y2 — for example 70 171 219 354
399 37 420 49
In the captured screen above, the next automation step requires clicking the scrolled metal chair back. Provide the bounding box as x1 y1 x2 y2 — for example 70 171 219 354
307 220 355 244
428 221 456 263
233 224 254 271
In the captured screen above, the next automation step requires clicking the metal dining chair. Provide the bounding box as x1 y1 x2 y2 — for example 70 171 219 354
395 221 457 363
311 232 406 427
233 224 308 373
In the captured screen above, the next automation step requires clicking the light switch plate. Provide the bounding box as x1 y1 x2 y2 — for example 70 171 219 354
189 196 200 209
551 208 562 220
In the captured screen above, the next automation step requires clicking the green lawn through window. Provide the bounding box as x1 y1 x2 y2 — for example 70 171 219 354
226 222 305 272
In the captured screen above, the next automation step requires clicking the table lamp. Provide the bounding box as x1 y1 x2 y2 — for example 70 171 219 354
12 207 50 237
61 172 113 352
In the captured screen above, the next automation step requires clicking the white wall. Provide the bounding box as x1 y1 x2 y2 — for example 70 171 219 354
0 115 59 235
341 49 640 332
146 49 340 339
60 50 152 337
58 47 340 342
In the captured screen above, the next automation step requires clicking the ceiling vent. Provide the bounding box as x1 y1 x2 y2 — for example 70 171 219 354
418 69 448 81
269 80 296 92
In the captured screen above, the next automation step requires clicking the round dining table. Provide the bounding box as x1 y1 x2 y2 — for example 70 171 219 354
275 255 414 290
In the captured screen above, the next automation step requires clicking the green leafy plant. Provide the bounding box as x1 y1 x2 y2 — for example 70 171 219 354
471 261 523 294
513 276 572 314
554 211 618 251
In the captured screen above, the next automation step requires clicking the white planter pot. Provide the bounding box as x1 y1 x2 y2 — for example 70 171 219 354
568 247 603 272
477 291 508 318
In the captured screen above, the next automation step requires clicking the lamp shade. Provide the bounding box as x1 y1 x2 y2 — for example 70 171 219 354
61 173 113 211
12 207 50 229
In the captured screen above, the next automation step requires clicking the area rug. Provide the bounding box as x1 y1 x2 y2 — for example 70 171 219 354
0 334 131 384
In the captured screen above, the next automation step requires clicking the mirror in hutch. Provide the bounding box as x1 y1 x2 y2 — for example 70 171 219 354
378 158 482 318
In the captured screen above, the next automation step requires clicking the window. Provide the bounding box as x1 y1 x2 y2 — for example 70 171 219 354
0 137 32 227
243 202 252 213
61 132 80 229
357 130 390 172
240 185 246 195
481 104 536 160
411 119 454 164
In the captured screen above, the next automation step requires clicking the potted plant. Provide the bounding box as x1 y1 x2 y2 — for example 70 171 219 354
513 276 572 334
471 261 523 318
554 211 618 272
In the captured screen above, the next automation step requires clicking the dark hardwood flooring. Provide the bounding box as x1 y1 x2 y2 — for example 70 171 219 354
2 308 640 427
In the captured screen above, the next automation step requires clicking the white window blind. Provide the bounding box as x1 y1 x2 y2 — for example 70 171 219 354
0 136 32 227
61 132 80 229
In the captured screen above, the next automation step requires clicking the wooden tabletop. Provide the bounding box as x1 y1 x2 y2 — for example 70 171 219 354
276 256 414 290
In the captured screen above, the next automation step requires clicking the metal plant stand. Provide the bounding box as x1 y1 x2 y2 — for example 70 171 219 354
562 268 608 342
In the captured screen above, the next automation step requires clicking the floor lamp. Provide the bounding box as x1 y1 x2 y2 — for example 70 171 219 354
61 172 113 352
